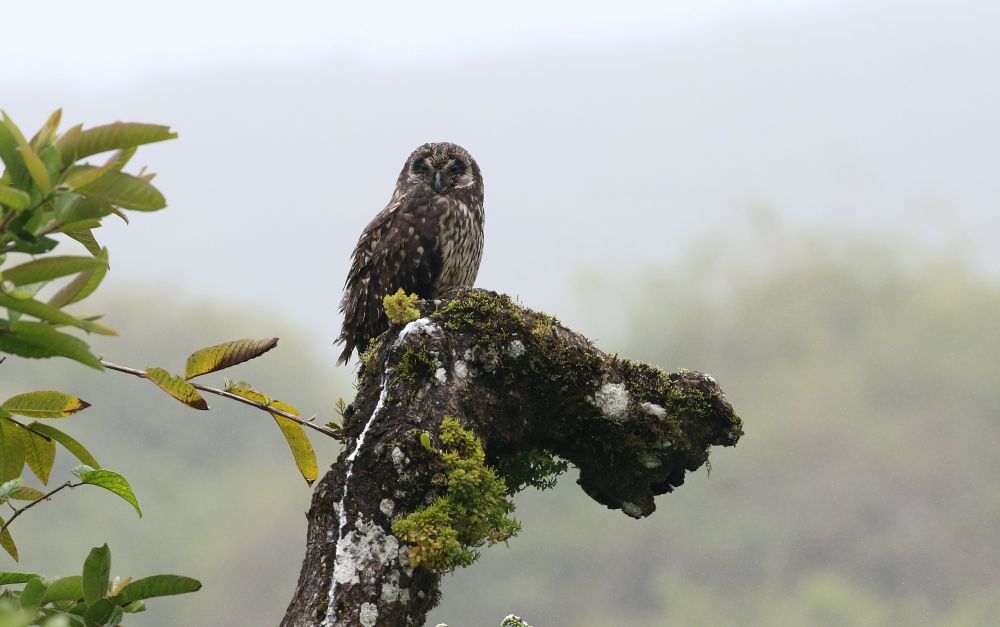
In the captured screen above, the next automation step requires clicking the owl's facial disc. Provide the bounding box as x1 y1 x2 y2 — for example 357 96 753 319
404 144 477 193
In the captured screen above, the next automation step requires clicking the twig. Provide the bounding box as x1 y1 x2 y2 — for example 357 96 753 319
99 359 342 439
0 481 82 537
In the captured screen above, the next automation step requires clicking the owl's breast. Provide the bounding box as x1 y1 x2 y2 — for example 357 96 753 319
433 197 485 296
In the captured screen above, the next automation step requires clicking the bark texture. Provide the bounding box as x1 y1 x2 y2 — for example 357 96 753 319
282 289 743 627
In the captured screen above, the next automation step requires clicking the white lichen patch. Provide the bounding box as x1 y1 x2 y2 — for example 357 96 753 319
590 382 631 420
391 447 409 475
333 516 400 587
379 570 399 603
380 498 395 517
638 453 662 469
434 367 447 383
453 360 469 379
641 402 666 418
621 502 644 517
380 570 401 603
359 602 378 627
393 317 439 347
506 339 526 358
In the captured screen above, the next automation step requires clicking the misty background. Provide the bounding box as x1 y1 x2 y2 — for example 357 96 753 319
2 0 998 625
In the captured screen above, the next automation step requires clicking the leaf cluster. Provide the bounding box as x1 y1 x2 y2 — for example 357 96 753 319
0 110 176 368
0 544 199 627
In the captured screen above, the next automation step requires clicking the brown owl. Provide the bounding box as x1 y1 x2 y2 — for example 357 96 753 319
336 142 485 364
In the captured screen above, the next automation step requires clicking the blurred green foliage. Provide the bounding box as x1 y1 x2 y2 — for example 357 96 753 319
430 230 1000 626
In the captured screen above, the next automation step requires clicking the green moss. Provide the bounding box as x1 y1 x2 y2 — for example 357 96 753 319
432 290 525 343
392 342 438 393
391 417 521 573
358 335 382 370
384 288 421 325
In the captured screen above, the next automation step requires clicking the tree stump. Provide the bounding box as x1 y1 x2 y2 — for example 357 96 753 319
282 289 743 627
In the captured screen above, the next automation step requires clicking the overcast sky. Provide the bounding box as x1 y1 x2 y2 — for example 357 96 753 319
8 0 831 78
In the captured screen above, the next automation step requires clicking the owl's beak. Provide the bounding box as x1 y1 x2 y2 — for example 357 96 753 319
432 171 444 193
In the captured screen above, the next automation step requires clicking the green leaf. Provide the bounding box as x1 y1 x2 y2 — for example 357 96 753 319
0 515 17 561
184 337 279 379
60 164 115 191
111 575 201 604
76 171 165 211
40 575 83 603
17 145 52 194
83 598 121 627
0 290 115 335
20 575 47 607
27 423 100 468
0 571 40 585
0 113 30 188
82 544 111 604
22 426 56 484
47 250 109 308
1 256 106 287
229 389 317 485
79 469 141 517
144 368 208 410
0 418 25 482
420 432 433 452
0 478 23 501
0 321 103 369
0 185 30 210
65 228 103 257
2 391 91 418
56 122 177 166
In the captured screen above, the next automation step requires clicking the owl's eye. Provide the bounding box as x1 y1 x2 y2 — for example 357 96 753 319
448 161 467 175
412 160 430 174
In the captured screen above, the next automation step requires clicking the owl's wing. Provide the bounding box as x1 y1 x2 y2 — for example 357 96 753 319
336 192 442 364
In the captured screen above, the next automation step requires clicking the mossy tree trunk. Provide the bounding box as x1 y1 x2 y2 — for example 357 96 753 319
281 289 742 627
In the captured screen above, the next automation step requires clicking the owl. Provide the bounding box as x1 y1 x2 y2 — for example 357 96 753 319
336 142 485 364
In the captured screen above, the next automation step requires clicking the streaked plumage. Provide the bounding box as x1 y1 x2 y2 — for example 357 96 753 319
336 142 485 364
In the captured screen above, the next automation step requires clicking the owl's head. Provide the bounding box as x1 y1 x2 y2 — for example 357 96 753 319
401 142 481 195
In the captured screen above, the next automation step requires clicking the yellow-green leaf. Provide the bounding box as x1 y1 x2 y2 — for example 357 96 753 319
2 391 90 418
144 368 209 410
29 109 61 151
56 122 177 166
0 515 18 561
21 427 55 484
228 389 317 485
1 256 106 287
27 423 100 468
184 337 279 380
16 145 51 194
10 485 46 501
0 185 30 210
0 419 25 482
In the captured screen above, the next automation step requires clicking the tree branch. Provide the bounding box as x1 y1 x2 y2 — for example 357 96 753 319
0 480 83 538
282 289 743 627
99 359 342 439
